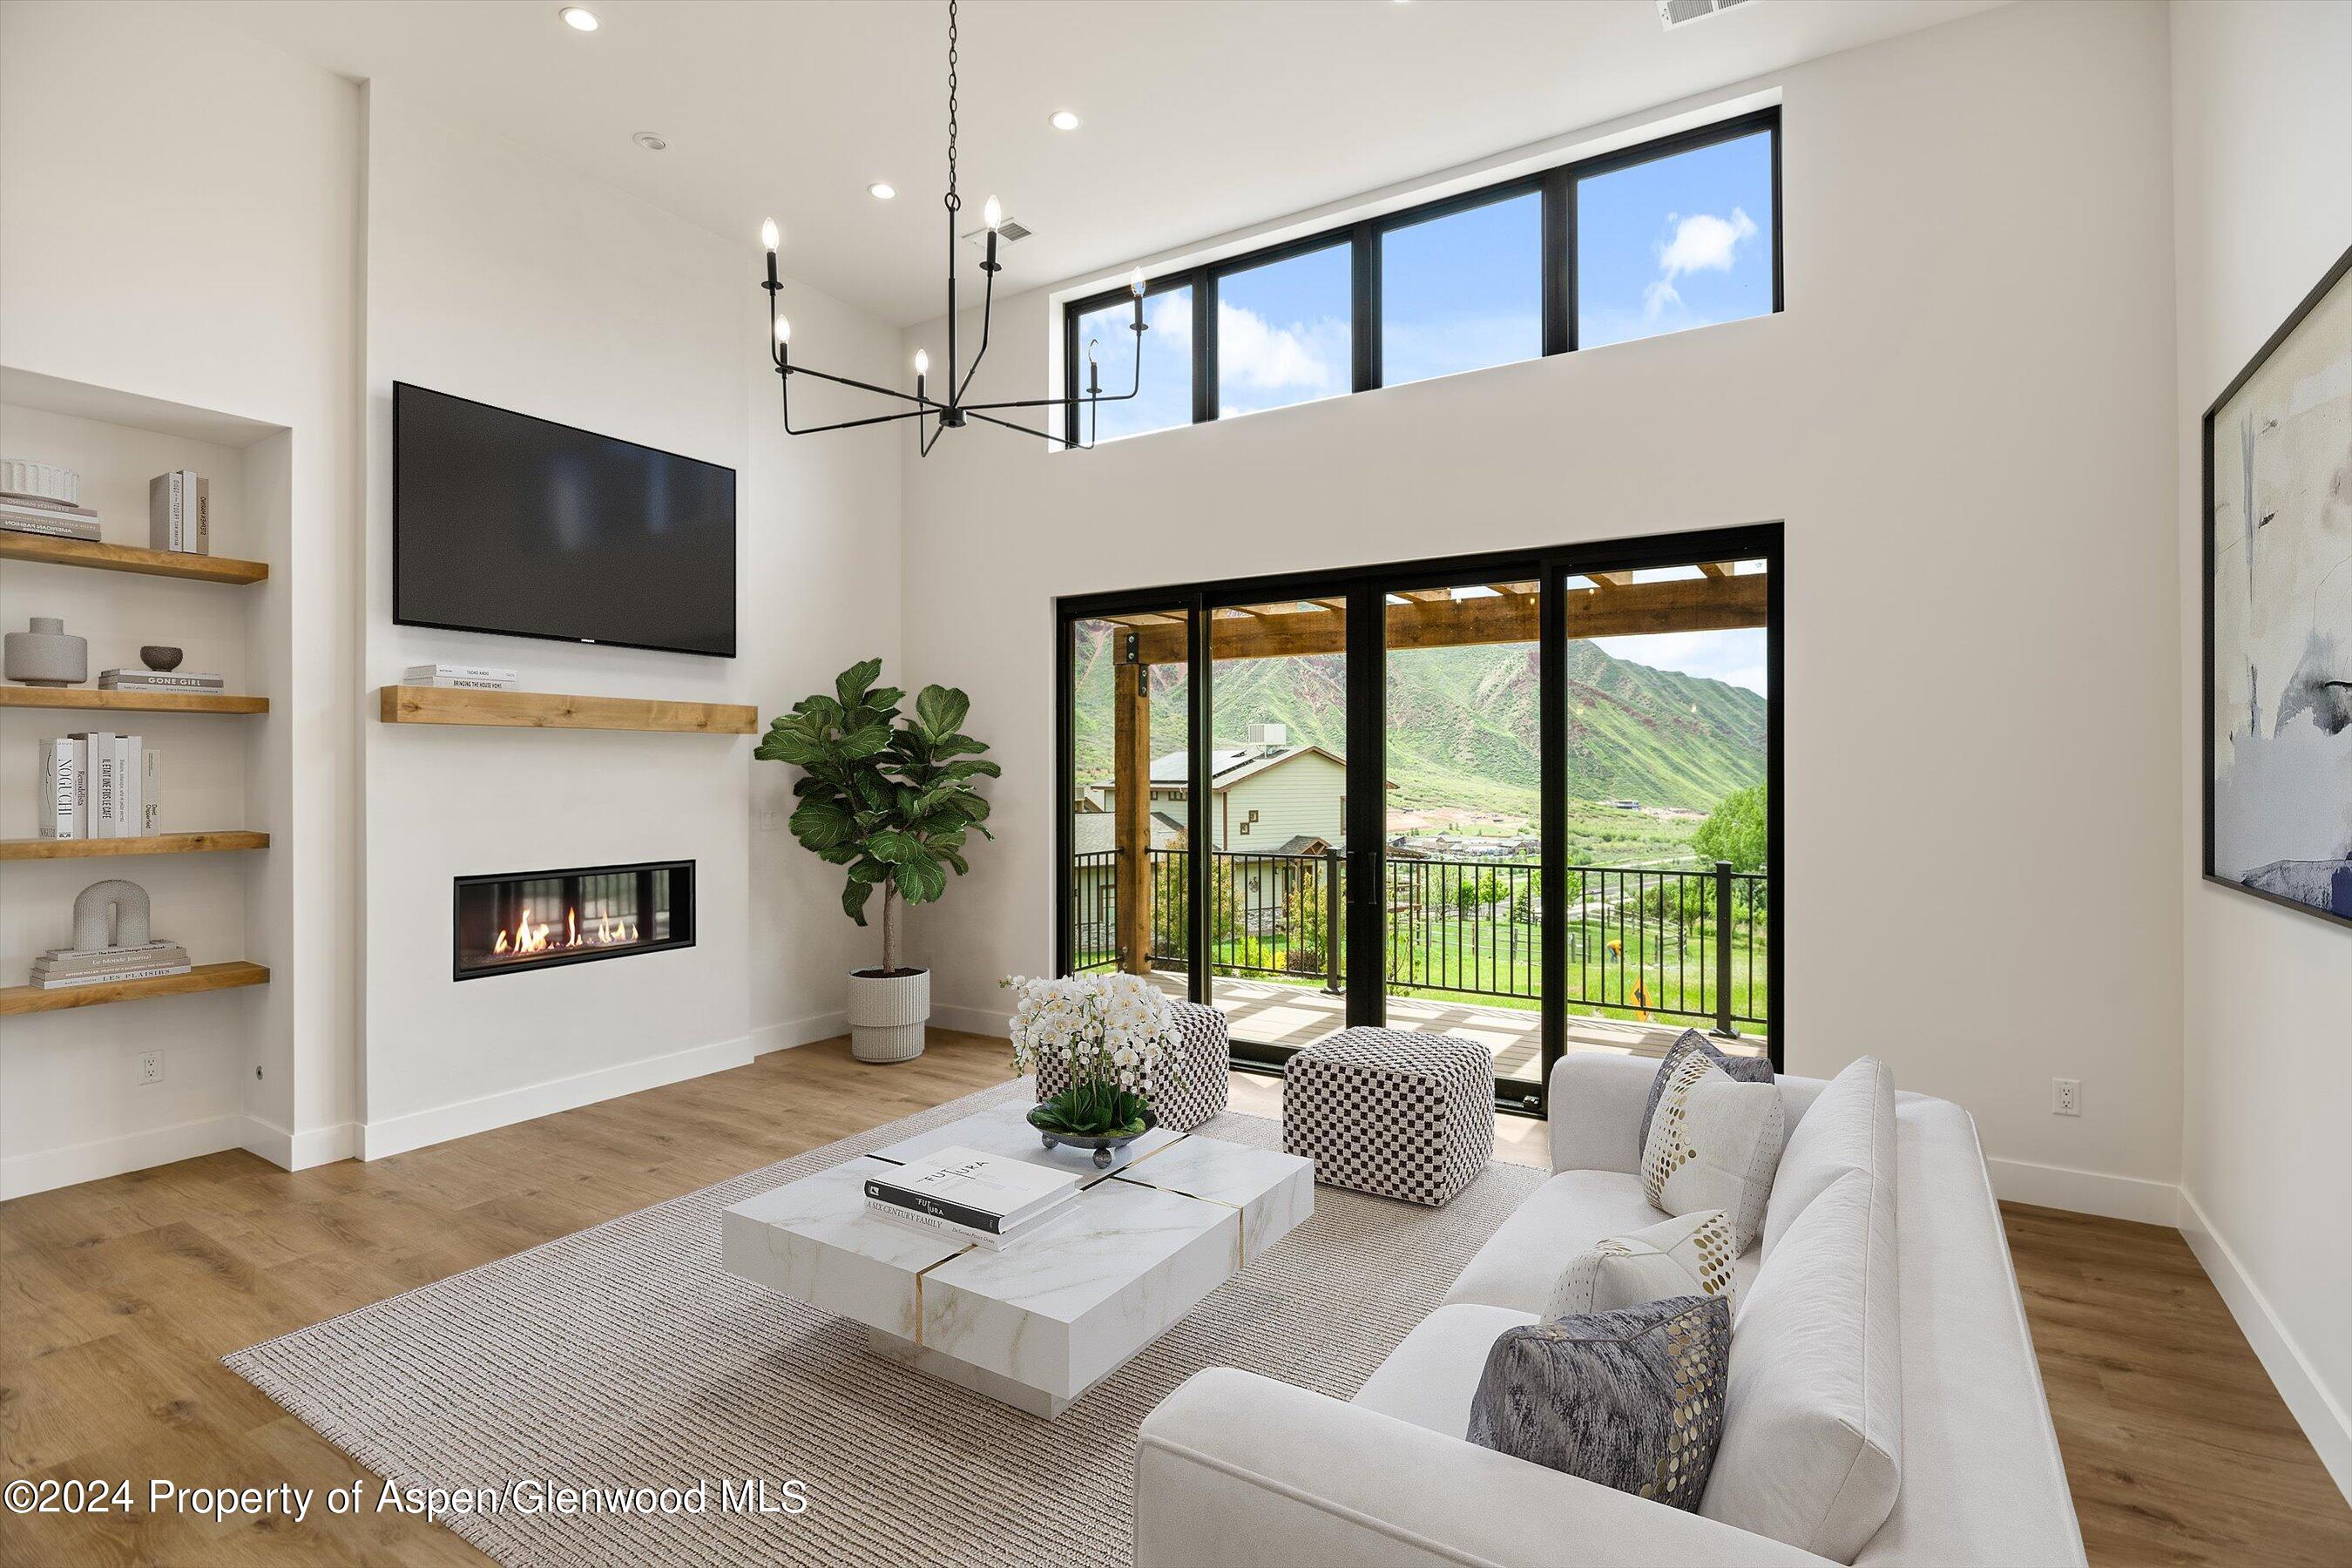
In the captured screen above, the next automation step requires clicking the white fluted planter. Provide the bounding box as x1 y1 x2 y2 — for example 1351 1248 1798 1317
847 969 929 1063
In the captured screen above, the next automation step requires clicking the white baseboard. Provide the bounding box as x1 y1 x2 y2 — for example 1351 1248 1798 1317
1 1112 246 1201
1986 1156 2180 1226
358 1034 755 1161
237 1115 358 1172
747 1009 848 1058
2179 1186 2352 1502
930 1002 1010 1038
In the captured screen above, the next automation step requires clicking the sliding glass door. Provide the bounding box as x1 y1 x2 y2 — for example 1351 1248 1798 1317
1056 526 1781 1114
1381 572 1549 1106
1201 597 1353 1053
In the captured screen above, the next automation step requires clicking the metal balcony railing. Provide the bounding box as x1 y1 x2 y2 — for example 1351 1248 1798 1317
1072 847 1768 1032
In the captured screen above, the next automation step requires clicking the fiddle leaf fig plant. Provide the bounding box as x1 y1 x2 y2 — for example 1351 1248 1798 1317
757 659 997 976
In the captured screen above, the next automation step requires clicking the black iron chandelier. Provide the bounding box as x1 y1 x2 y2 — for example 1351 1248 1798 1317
759 0 1146 454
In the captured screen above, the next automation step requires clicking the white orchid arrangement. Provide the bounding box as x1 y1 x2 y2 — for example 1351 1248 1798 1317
1001 972 1179 1138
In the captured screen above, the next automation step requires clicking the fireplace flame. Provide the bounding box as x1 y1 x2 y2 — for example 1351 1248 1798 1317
484 902 639 963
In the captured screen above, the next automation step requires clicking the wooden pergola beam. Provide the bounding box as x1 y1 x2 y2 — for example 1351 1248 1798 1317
1112 641 1152 973
1128 572 1765 664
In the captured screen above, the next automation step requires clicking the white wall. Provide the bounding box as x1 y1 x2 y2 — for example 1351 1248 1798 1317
0 0 361 1194
899 0 2186 1220
356 88 903 1155
2169 0 2352 1495
0 0 904 1191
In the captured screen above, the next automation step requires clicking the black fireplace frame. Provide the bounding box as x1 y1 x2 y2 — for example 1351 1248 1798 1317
451 858 696 982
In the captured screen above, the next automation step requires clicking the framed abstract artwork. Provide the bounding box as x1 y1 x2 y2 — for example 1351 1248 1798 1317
2203 241 2352 927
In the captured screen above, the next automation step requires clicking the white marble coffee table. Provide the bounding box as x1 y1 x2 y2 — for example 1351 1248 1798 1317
721 1101 1313 1417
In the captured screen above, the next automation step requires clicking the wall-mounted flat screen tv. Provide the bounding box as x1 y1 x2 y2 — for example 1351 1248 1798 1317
394 382 737 657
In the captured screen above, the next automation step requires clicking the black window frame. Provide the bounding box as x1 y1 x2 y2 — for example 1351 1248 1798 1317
1062 106 1782 445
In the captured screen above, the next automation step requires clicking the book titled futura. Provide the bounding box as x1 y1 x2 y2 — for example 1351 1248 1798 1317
862 1146 1084 1236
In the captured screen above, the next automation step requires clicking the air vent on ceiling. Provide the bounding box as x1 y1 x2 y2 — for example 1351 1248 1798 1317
962 219 1034 247
1658 0 1754 30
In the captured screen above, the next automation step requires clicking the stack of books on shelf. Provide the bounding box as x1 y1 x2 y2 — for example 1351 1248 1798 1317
36 733 161 839
148 470 211 554
862 1146 1086 1250
30 942 192 990
0 490 100 541
402 663 518 691
98 666 226 694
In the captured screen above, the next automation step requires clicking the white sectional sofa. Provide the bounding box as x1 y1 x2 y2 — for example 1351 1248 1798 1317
1134 1051 2087 1567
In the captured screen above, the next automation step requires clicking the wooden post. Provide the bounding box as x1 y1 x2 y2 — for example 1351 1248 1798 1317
1113 635 1152 974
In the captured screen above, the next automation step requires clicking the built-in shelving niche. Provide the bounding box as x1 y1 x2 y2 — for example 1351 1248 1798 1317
0 367 289 1172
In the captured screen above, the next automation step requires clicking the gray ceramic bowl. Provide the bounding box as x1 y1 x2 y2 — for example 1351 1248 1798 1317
139 645 184 672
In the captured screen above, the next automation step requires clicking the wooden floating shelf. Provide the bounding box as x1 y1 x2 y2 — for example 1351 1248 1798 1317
0 686 267 715
0 533 269 584
0 830 270 862
378 686 759 735
0 960 270 1017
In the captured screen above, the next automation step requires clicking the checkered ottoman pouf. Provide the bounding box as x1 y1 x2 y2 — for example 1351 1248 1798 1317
1033 997 1231 1132
1282 1027 1494 1206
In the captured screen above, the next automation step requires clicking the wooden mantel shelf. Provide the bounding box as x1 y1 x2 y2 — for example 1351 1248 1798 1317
377 686 760 735
0 960 270 1016
0 532 269 584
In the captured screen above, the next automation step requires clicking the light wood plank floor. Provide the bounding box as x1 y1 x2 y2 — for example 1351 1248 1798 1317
3 1031 2344 1565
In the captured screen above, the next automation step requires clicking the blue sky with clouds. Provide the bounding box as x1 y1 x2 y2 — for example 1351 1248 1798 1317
1078 126 1773 443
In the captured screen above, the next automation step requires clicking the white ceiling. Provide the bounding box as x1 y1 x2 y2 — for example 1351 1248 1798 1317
199 0 2003 326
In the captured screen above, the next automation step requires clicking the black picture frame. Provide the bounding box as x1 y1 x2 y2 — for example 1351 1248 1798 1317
2200 240 2352 929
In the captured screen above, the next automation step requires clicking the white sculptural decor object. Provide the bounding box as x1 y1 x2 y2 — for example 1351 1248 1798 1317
74 878 152 950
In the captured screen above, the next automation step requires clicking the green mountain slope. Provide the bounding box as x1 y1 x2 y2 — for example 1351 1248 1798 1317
1071 626 1764 814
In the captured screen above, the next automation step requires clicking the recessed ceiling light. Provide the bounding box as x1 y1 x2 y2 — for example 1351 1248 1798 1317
1049 110 1081 132
558 6 598 31
632 131 667 152
868 183 896 200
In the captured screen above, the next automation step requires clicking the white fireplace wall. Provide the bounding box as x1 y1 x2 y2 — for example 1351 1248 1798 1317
358 84 902 1154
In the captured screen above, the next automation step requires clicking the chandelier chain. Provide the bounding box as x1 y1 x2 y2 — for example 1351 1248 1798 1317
944 0 961 213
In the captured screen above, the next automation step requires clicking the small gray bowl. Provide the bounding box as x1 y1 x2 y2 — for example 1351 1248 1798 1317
139 645 184 672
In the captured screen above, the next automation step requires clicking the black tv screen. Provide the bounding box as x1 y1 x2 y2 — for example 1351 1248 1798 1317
394 382 737 657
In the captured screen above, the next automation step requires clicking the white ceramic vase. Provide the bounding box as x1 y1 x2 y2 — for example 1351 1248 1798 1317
5 617 88 686
846 968 929 1063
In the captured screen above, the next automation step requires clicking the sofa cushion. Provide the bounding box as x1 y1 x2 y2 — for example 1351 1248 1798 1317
1764 1055 1895 1258
1701 1168 1903 1564
1351 1301 1538 1437
1467 1294 1734 1512
1639 1030 1776 1153
1643 1054 1784 1251
1547 1208 1737 1318
1445 1170 1767 1316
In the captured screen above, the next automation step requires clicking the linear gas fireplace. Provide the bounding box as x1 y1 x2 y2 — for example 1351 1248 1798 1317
453 860 694 980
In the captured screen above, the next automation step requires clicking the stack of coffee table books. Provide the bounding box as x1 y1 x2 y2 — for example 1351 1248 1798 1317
862 1146 1085 1249
31 943 193 990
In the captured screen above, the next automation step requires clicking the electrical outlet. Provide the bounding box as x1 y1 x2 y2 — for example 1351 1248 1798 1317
2052 1078 2080 1117
138 1051 164 1085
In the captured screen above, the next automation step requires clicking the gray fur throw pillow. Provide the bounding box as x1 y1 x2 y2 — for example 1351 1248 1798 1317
1466 1294 1732 1511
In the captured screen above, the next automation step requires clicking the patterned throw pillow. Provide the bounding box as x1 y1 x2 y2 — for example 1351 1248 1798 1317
1467 1294 1732 1511
1641 1052 1784 1251
1546 1209 1738 1319
1639 1029 1774 1154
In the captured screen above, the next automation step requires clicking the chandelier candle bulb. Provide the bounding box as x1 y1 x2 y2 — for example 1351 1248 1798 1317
760 218 781 288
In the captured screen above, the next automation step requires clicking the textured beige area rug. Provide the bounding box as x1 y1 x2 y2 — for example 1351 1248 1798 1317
228 1079 1544 1566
